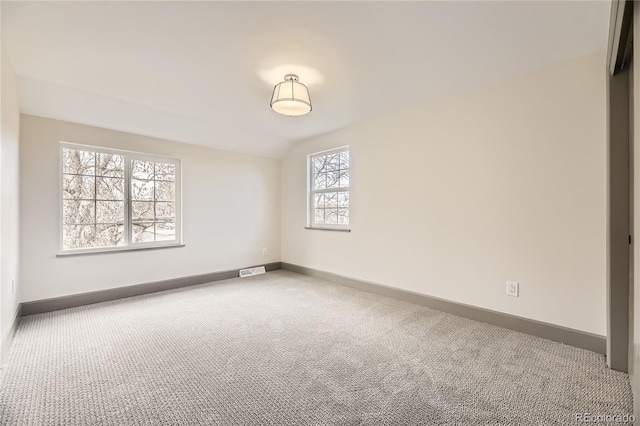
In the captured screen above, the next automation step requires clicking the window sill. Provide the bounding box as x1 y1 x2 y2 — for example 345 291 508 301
304 227 351 232
57 244 185 257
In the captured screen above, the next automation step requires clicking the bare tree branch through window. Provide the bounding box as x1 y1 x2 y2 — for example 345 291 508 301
61 145 180 252
309 148 349 228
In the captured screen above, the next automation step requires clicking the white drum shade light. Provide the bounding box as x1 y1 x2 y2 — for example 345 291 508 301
270 74 312 116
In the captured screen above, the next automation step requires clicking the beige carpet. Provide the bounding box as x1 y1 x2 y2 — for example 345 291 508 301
0 270 633 425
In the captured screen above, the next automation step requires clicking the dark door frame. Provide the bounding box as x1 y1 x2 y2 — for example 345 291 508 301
606 0 633 373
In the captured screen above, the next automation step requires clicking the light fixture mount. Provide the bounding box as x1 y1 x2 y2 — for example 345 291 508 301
270 73 312 116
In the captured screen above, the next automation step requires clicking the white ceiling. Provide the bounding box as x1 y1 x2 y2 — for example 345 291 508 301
1 1 610 158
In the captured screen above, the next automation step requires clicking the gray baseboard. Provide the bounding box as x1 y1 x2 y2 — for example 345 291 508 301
18 260 606 355
1 304 22 367
281 262 606 355
21 262 281 316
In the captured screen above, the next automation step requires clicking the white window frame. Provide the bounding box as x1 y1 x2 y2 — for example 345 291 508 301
307 146 350 231
59 142 182 255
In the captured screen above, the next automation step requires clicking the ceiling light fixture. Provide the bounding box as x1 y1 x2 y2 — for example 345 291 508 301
270 74 312 116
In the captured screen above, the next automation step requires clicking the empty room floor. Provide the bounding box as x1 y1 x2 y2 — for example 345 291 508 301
0 270 632 425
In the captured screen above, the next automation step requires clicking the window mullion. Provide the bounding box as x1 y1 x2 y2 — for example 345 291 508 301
311 188 349 194
153 163 157 242
125 155 132 246
93 154 97 247
309 157 313 226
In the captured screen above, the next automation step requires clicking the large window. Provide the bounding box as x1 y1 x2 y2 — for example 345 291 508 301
308 147 349 230
60 143 181 253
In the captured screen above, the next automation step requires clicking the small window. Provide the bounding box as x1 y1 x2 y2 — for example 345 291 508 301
308 147 349 229
60 143 181 253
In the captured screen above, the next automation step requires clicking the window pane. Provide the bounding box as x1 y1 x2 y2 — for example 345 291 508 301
131 179 154 201
95 224 125 247
314 172 327 190
63 200 95 224
96 177 124 200
314 193 325 209
325 153 339 172
339 151 349 169
63 175 95 200
97 153 124 178
155 181 175 202
338 208 349 225
63 225 95 249
338 192 349 207
339 170 349 188
313 156 326 174
325 192 338 207
132 160 154 180
325 209 338 224
155 202 175 220
155 162 175 181
63 148 95 176
155 221 175 241
132 201 154 221
132 222 155 243
326 170 340 189
96 201 124 223
314 209 325 224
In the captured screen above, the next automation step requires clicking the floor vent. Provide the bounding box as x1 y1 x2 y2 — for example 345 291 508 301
239 266 266 278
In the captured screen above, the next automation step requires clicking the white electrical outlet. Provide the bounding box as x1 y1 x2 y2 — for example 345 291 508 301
262 248 268 256
506 281 519 297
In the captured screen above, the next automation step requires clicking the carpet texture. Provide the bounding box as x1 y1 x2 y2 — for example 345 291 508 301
0 270 633 425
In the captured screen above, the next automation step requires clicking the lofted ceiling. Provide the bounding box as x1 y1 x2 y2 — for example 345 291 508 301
1 1 610 158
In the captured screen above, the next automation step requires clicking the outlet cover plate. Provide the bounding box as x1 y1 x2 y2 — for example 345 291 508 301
506 281 519 297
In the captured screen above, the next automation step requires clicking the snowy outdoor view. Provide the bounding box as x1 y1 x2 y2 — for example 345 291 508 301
62 147 177 250
311 149 349 226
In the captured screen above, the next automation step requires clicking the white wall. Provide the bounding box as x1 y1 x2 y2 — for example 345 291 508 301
282 51 606 335
1 37 21 361
20 115 280 302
